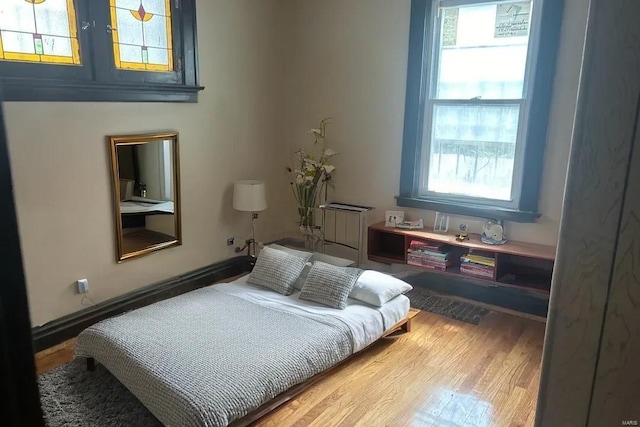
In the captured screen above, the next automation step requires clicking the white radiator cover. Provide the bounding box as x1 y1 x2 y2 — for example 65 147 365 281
321 203 373 266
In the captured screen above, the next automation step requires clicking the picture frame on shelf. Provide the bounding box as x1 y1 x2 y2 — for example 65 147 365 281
385 210 404 227
434 212 450 233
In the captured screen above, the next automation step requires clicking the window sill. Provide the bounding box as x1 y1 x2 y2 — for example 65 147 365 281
395 196 540 223
0 77 205 103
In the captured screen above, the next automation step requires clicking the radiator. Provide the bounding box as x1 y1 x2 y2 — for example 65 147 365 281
320 203 373 266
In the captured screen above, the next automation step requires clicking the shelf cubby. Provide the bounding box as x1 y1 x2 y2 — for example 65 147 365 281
367 222 556 300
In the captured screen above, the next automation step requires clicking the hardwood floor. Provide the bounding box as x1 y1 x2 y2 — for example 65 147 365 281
121 229 175 254
35 310 545 427
34 338 75 375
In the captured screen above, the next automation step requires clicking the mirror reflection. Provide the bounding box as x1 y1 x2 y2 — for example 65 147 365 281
109 133 181 262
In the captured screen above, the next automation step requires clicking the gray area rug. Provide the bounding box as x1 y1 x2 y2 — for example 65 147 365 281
39 358 160 427
38 292 488 426
406 286 490 325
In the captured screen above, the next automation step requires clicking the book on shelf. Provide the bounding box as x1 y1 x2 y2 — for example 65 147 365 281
407 249 450 260
409 240 451 253
460 263 494 273
407 252 450 263
460 264 494 279
460 261 494 271
460 254 496 267
460 262 495 277
407 259 448 271
407 253 452 269
407 248 452 260
408 256 451 265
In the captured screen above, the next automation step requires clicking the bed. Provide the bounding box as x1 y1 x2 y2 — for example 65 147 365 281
75 253 412 427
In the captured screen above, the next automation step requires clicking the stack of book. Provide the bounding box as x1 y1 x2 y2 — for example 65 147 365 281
407 240 452 271
459 252 495 279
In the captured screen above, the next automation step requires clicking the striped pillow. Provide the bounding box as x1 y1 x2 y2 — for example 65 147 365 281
299 261 362 309
266 244 313 290
247 247 308 295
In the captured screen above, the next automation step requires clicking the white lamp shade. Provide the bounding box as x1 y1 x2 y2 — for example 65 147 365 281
233 180 267 212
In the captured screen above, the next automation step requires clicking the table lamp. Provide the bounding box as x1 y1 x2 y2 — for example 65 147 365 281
233 180 267 257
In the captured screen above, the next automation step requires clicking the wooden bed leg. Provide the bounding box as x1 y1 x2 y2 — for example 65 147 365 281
86 357 95 372
401 318 412 333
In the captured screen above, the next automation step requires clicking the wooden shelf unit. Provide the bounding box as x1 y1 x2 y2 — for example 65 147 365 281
368 222 556 295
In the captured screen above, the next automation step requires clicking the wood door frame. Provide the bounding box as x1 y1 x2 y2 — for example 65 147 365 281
0 96 44 423
536 0 640 425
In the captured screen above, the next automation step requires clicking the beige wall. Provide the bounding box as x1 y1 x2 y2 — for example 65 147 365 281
281 0 589 248
5 0 589 326
5 0 288 326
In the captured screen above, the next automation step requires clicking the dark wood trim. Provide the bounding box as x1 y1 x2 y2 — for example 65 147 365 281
182 0 200 88
0 0 202 103
0 78 203 103
0 96 44 424
398 0 430 200
32 256 254 353
519 0 565 213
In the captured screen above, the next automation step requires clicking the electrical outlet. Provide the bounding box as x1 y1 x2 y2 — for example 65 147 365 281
226 237 235 246
77 278 89 294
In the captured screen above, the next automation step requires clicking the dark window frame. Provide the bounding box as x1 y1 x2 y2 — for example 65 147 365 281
397 0 564 223
0 0 202 103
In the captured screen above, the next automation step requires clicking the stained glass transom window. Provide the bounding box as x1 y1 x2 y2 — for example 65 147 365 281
0 0 81 65
110 0 173 72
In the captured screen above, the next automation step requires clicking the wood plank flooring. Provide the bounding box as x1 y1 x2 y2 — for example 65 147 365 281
35 310 545 427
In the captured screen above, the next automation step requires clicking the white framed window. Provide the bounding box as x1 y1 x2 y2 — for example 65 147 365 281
398 0 563 222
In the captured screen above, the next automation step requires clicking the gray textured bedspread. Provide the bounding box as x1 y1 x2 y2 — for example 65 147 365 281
75 287 353 427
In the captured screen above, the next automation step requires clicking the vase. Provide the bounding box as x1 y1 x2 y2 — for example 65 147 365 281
298 206 321 251
298 206 314 228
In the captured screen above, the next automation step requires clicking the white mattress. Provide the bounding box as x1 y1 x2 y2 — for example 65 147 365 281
215 275 410 353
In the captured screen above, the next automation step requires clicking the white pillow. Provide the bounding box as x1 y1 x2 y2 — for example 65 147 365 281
266 243 354 267
267 243 312 260
349 270 413 307
310 252 355 267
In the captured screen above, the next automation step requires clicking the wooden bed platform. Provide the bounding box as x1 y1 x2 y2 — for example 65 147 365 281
229 308 418 427
83 308 418 426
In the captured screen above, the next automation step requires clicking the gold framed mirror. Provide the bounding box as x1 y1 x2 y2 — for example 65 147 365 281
108 132 182 262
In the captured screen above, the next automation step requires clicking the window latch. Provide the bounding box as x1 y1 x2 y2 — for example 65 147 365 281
81 21 95 31
106 25 117 34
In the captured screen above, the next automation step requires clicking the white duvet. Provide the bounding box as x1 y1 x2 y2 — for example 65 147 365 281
216 275 410 353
